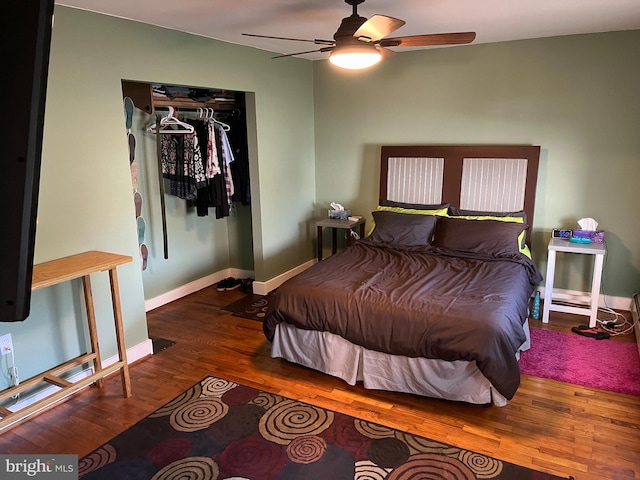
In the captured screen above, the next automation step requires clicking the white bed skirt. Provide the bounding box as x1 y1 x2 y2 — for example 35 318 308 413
271 321 531 407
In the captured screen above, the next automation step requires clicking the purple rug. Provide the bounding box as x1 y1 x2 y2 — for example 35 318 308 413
520 327 640 395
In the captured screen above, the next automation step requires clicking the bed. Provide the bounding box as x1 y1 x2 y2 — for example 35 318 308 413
263 145 542 406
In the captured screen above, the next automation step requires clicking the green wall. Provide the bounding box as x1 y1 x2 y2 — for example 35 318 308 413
0 7 316 392
313 30 640 298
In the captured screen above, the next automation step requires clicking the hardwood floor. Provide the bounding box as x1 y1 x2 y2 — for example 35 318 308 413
1 285 639 479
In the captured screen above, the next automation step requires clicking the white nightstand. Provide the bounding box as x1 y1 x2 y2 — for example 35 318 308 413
542 237 606 327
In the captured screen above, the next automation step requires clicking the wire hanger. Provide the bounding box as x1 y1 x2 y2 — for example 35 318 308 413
198 107 230 131
147 106 194 134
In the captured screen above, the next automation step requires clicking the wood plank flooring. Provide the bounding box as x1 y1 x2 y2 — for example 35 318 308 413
1 285 639 480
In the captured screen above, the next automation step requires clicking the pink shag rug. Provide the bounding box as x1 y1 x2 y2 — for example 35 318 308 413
519 327 640 395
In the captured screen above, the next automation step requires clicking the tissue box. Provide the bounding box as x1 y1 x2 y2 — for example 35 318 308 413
572 230 605 243
328 209 351 220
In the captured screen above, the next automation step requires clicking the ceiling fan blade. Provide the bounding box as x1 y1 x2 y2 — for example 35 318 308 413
379 32 476 48
271 47 333 59
242 33 335 46
354 15 406 42
377 46 396 58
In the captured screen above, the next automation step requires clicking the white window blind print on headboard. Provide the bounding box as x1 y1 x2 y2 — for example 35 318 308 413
387 157 444 204
460 158 528 211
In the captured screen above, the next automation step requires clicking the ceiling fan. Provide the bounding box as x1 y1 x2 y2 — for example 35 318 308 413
242 0 476 69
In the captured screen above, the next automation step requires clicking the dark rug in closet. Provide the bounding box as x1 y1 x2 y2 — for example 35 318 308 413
221 292 275 322
151 337 176 354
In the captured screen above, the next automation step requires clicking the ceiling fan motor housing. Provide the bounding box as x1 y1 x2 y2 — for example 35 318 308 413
334 14 368 44
334 0 370 44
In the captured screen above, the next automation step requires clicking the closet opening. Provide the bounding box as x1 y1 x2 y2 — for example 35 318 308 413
121 80 256 310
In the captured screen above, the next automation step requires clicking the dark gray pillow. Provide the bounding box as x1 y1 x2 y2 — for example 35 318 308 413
368 211 437 246
432 216 526 256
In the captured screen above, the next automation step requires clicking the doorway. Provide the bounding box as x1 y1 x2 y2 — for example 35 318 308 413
122 80 256 306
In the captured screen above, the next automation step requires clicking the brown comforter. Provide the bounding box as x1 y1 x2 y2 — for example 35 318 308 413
263 239 543 399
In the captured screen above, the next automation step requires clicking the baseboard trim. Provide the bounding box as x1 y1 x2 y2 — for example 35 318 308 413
538 287 632 312
145 268 254 311
103 338 154 368
5 339 153 414
252 259 316 295
143 261 316 303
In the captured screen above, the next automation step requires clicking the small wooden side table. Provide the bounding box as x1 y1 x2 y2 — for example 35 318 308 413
0 251 133 431
316 217 366 261
542 238 606 327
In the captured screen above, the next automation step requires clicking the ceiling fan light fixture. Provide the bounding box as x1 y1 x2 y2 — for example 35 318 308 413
245 1 477 67
329 43 381 70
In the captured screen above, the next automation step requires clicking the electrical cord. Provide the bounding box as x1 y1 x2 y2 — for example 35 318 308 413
595 257 636 337
8 349 20 401
1 349 20 405
8 350 19 386
595 287 639 336
596 306 636 336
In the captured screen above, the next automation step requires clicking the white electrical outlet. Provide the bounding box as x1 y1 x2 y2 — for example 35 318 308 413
0 333 13 355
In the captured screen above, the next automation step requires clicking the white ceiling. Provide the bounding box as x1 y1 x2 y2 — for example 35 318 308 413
57 0 640 60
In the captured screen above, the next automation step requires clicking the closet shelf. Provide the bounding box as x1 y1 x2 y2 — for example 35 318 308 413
122 80 243 114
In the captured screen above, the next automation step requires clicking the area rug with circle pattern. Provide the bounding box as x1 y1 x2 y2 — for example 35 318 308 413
78 375 573 479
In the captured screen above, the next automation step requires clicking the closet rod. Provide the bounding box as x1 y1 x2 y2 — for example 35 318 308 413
153 100 240 112
154 105 240 112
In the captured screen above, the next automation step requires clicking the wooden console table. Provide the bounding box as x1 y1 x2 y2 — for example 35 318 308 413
0 251 133 430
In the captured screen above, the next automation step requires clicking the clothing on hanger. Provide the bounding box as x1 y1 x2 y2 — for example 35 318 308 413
214 123 235 209
206 119 221 177
160 130 206 201
150 105 248 218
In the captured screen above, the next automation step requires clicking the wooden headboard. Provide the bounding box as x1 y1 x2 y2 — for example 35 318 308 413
380 145 540 244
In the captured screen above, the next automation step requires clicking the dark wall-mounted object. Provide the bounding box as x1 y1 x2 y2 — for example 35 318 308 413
0 0 55 321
